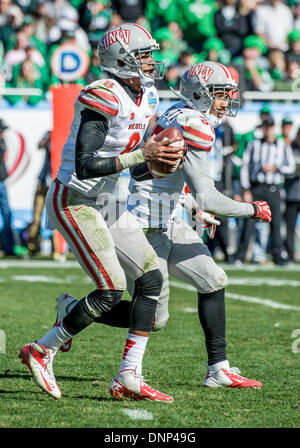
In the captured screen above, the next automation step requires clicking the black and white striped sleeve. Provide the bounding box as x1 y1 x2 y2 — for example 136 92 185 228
240 141 254 190
279 142 295 176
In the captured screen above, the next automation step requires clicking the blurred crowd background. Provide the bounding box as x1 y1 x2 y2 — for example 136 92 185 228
2 0 300 101
0 0 300 265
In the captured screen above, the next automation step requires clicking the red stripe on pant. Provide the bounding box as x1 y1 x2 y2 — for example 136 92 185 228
61 186 115 289
52 181 113 290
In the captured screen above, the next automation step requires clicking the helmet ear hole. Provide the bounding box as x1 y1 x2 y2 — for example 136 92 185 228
117 60 126 67
193 93 200 100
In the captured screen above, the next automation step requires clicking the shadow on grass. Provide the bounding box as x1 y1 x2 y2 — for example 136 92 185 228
0 372 117 402
0 372 100 382
0 387 113 402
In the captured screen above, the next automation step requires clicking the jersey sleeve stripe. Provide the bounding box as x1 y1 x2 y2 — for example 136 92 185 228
185 138 212 151
78 96 118 116
86 88 119 104
182 125 214 142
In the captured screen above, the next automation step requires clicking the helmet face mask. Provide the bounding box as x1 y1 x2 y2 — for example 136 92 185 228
210 85 240 118
123 49 165 80
172 62 240 118
98 24 165 84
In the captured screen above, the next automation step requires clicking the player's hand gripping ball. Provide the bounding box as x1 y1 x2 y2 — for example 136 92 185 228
148 127 186 179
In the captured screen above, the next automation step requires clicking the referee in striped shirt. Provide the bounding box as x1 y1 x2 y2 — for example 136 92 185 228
240 115 295 265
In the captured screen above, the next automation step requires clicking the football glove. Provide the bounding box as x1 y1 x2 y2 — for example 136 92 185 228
252 201 272 223
192 209 220 239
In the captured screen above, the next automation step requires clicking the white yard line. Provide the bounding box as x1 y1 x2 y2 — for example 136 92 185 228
121 409 153 421
10 275 91 284
219 263 300 272
169 280 300 311
0 260 79 269
1 260 300 310
229 277 300 287
225 292 300 311
0 259 300 271
8 274 300 288
183 307 197 313
12 275 66 283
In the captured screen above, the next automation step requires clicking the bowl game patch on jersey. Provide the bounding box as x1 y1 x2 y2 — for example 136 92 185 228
147 91 158 111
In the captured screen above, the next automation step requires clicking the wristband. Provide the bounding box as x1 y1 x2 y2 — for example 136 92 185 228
252 203 258 218
118 148 145 169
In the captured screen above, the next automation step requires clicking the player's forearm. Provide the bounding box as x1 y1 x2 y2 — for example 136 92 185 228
76 154 118 180
201 187 255 218
182 149 255 218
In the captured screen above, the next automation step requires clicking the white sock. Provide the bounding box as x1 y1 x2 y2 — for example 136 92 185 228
208 360 230 373
119 332 148 375
38 324 73 351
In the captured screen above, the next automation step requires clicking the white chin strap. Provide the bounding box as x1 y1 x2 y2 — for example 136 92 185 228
102 66 154 87
204 111 224 128
138 69 155 87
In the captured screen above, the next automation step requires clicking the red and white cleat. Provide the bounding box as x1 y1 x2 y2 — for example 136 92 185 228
203 367 262 388
109 369 173 402
19 342 61 399
54 293 77 352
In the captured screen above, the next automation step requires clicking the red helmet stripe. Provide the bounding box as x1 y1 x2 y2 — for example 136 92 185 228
132 23 152 39
215 62 231 80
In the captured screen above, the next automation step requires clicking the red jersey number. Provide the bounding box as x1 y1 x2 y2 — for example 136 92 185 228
103 80 114 88
120 132 141 155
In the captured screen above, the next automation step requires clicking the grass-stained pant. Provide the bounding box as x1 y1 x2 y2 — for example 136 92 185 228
126 219 228 330
46 179 160 291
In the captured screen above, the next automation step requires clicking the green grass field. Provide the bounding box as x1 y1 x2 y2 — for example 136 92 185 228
0 259 299 429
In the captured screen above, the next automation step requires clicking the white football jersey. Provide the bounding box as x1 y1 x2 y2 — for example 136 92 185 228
129 102 216 228
57 78 159 197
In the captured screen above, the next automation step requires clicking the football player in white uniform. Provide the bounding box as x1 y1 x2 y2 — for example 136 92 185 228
127 61 271 388
19 23 184 402
58 62 272 389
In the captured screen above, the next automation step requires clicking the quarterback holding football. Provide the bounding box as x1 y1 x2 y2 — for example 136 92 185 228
19 23 185 402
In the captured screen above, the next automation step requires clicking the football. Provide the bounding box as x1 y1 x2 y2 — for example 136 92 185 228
148 127 185 179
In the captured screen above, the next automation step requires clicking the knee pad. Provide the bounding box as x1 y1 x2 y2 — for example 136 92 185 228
130 269 162 332
95 299 131 328
62 298 95 335
135 268 163 299
213 267 228 290
200 265 228 293
85 289 123 319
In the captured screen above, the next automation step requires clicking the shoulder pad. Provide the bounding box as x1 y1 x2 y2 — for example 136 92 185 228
177 112 215 151
78 79 120 118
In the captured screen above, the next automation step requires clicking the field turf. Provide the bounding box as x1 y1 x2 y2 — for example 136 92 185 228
0 259 299 429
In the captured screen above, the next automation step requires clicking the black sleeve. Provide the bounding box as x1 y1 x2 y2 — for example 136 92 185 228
130 162 154 181
75 108 118 180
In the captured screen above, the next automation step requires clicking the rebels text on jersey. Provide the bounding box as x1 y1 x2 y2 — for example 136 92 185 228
57 78 158 197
